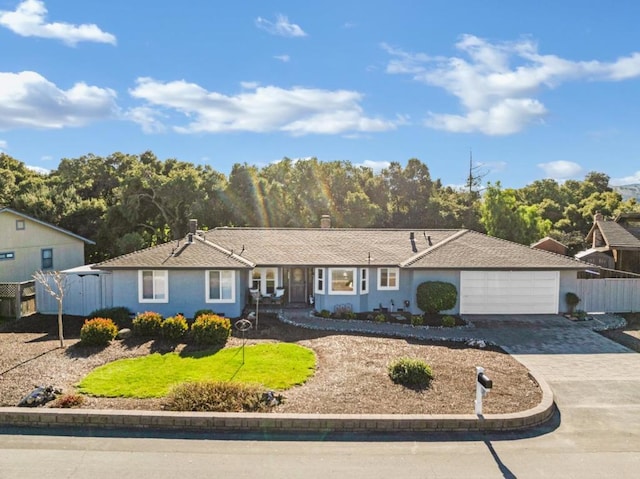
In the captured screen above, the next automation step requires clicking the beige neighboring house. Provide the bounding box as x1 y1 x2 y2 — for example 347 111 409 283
0 207 95 282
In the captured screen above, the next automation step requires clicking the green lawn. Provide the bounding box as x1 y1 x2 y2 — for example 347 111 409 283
77 343 316 398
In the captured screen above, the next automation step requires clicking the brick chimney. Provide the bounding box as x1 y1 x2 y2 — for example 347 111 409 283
189 219 198 234
320 214 331 229
594 211 604 223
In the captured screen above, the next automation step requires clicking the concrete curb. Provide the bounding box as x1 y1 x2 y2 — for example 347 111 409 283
0 372 554 434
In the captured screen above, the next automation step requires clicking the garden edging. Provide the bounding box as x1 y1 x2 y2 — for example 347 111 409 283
0 370 554 434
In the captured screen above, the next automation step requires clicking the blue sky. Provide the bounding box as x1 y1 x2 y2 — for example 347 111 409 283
1 0 640 188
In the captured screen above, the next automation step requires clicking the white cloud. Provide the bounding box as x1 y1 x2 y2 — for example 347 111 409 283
611 171 640 186
354 160 390 172
0 0 116 46
125 106 166 134
537 160 583 179
255 14 306 37
0 71 118 129
384 35 640 135
274 54 290 63
26 165 49 174
128 78 399 136
0 139 7 151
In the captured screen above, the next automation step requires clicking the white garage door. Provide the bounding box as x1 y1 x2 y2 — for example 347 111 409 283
460 271 559 314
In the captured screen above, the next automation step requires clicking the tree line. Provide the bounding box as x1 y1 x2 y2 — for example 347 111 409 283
1 151 638 262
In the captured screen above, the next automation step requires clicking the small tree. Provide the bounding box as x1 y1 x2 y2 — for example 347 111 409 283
33 270 67 348
565 292 581 315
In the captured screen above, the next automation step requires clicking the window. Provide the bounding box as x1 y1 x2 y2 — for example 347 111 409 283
41 248 53 269
329 268 356 295
15 220 25 230
207 270 235 303
378 267 399 290
138 270 168 303
360 268 369 294
249 268 277 296
315 268 325 294
0 251 15 260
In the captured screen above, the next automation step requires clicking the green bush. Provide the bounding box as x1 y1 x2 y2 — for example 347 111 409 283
190 314 231 346
416 281 457 314
132 311 163 337
411 315 424 326
441 315 456 327
375 313 387 323
318 309 331 318
87 307 132 328
163 381 282 412
193 309 216 320
388 358 433 388
80 317 119 346
574 309 588 320
162 314 189 341
343 311 357 320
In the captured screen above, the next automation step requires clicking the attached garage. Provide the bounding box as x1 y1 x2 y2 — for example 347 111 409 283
460 270 559 314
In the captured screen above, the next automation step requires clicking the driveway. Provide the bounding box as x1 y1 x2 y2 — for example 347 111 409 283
462 314 640 458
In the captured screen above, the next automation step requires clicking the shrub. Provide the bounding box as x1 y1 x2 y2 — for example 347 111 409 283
190 314 231 346
343 311 357 320
411 315 424 326
87 307 132 328
164 381 282 412
50 393 85 408
162 314 189 341
388 358 433 388
375 313 386 323
132 311 163 337
574 309 588 320
565 292 581 314
416 281 457 315
318 309 331 318
80 317 119 346
441 315 456 327
193 309 216 320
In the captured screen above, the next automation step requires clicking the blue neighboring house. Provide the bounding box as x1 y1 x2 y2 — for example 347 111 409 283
95 218 589 319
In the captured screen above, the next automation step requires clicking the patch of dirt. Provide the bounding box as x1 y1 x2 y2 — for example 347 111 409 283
0 314 541 414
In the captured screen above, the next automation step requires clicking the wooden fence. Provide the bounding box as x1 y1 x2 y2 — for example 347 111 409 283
0 281 36 319
576 278 640 313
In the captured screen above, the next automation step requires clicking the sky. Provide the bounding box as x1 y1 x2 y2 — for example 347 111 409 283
1 0 640 189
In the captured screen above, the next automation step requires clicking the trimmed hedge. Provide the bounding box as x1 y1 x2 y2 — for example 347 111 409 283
80 317 119 346
190 314 232 346
132 311 164 337
388 358 433 388
416 281 457 315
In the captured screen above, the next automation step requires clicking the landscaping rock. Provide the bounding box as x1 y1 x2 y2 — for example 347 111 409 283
17 385 61 407
117 328 132 339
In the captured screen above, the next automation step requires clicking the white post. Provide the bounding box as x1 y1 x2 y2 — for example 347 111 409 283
475 366 484 416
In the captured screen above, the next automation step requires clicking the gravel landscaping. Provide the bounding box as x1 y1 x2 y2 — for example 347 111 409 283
0 313 542 415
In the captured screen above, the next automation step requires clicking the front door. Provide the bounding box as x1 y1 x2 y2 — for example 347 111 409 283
289 267 307 303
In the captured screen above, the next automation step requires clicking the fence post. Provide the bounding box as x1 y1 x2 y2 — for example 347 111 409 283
14 283 21 320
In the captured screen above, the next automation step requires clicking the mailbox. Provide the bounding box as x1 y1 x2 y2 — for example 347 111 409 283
477 372 492 390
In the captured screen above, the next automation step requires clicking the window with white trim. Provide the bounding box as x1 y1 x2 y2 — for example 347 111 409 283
0 251 15 260
360 268 369 293
315 268 325 294
377 267 399 290
138 270 168 302
249 268 277 296
207 270 235 303
329 268 356 295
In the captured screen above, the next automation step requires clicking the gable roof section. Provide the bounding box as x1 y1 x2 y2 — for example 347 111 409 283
0 207 95 244
530 236 567 249
401 230 588 270
96 235 254 270
586 219 640 249
204 228 461 266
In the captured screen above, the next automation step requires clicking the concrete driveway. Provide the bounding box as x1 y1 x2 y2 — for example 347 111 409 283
463 314 640 458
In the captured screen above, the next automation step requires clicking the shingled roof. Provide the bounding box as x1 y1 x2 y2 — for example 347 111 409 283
96 235 254 270
587 219 640 249
96 227 589 271
401 230 587 269
203 227 461 266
